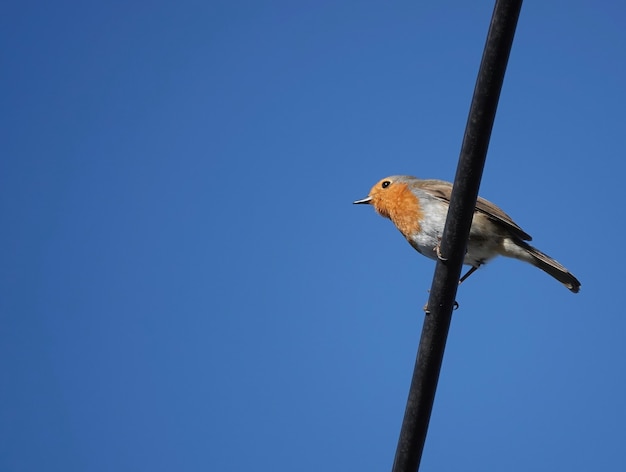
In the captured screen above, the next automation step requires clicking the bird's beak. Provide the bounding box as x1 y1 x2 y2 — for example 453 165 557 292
353 196 372 205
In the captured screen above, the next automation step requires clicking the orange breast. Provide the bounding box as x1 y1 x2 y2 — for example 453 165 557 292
372 183 423 237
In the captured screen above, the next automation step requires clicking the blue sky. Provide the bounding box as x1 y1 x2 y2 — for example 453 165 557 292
2 1 625 471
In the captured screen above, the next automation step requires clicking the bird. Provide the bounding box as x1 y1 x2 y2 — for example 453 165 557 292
354 175 581 293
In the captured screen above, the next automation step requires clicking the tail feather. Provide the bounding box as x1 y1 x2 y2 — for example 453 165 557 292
503 239 581 293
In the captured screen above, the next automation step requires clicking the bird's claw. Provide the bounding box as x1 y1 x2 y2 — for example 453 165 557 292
435 243 448 262
423 300 459 314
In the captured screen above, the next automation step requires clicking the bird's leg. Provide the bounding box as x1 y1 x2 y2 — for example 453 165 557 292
459 265 480 285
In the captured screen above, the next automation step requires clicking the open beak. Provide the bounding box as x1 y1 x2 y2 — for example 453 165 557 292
353 196 372 205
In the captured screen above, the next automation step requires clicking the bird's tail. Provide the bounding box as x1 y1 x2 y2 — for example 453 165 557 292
502 239 581 293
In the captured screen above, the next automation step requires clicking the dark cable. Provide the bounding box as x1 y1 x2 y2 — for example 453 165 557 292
391 1 523 470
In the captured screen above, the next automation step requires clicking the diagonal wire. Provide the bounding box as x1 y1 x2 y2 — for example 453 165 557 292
391 1 523 471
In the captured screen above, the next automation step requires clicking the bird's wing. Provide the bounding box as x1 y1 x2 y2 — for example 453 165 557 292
415 179 532 241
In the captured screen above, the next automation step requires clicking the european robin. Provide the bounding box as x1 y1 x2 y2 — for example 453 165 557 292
354 175 581 293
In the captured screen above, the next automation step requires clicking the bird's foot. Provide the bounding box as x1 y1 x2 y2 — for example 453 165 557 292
423 300 460 314
435 242 448 262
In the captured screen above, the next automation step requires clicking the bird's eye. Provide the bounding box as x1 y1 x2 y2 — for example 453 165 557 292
382 180 391 188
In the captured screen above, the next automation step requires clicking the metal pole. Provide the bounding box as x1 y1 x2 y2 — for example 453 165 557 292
391 1 523 470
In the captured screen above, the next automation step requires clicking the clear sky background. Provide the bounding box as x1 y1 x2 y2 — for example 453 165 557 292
2 1 625 471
